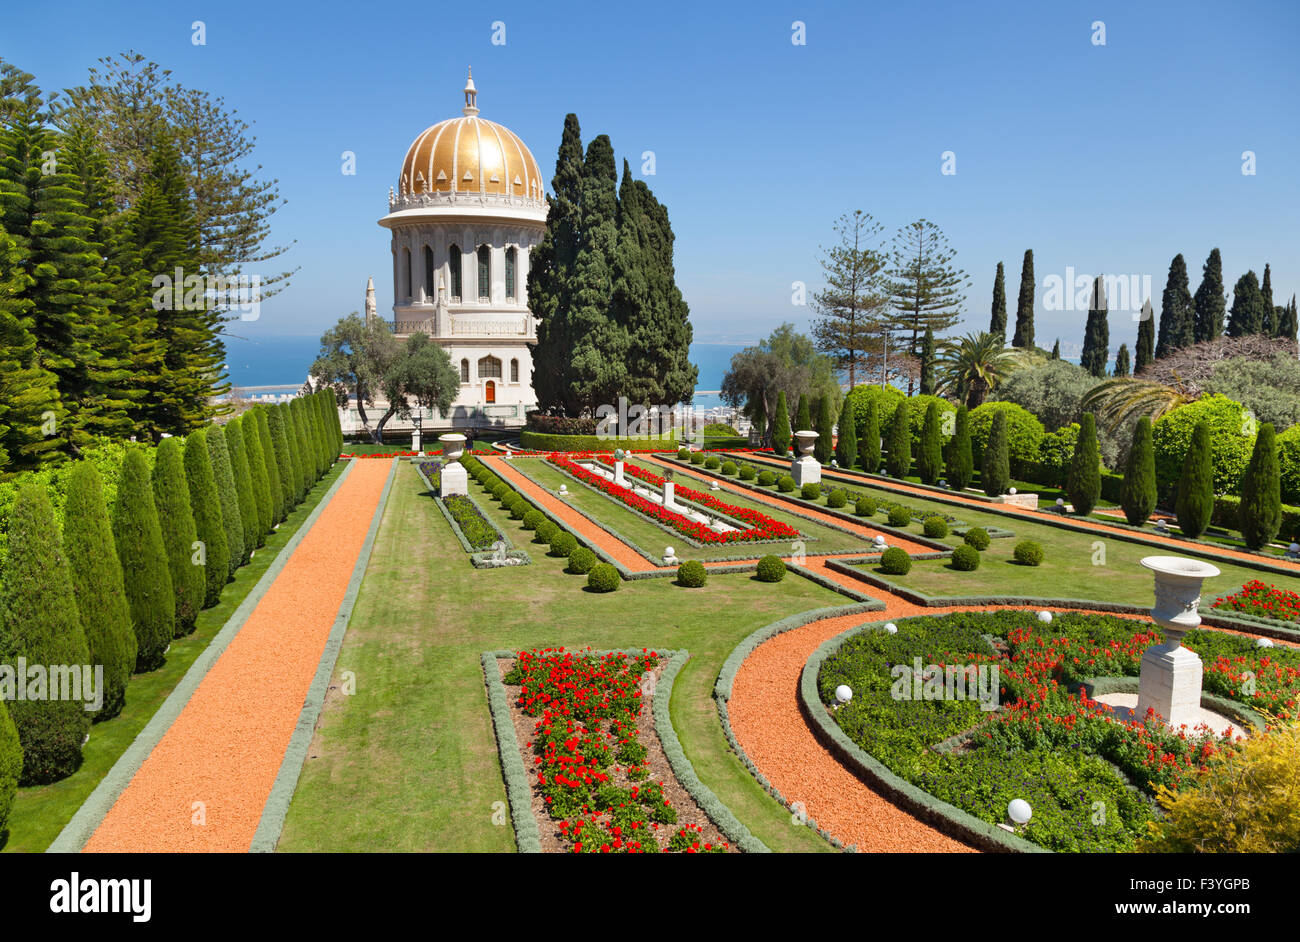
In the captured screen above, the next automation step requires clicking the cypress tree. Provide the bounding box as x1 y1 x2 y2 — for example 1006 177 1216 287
1279 296 1299 347
859 401 881 473
281 401 306 498
1226 271 1267 337
1261 264 1276 336
61 462 136 720
0 483 90 782
243 410 273 535
152 437 204 636
113 448 175 671
1174 422 1215 539
916 401 944 484
1067 413 1102 516
1121 416 1157 526
269 405 300 508
989 261 1007 343
1155 254 1195 358
184 428 229 606
253 407 284 525
919 327 936 395
0 698 19 833
1080 275 1110 377
944 405 974 490
306 394 327 477
225 416 259 555
1113 343 1131 377
795 395 812 434
835 398 857 469
1011 249 1035 349
316 391 340 464
1240 423 1281 550
982 410 1010 496
1050 338 1060 360
1193 248 1226 343
814 396 834 464
288 399 314 493
885 399 912 477
1135 300 1155 372
207 424 246 575
771 391 790 456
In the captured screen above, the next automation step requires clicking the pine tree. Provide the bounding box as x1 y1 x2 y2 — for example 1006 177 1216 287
113 447 175 670
809 210 890 387
206 424 245 576
944 405 974 490
1239 423 1281 550
1135 300 1155 372
916 401 944 485
1011 249 1035 349
1121 416 1156 526
886 220 969 394
1113 343 1131 377
796 395 812 434
1080 275 1110 378
61 461 136 719
771 391 790 455
0 483 90 782
1261 264 1276 336
0 229 62 472
1155 254 1195 358
1068 413 1102 516
269 404 300 507
151 437 204 635
1226 271 1267 337
919 327 936 395
982 410 1010 496
253 407 284 525
225 416 259 555
859 401 881 473
814 395 834 464
1193 248 1226 343
835 398 857 469
885 399 912 477
242 410 273 538
184 428 229 606
989 261 1007 343
1174 422 1214 539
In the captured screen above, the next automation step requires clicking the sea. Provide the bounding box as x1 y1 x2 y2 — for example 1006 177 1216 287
221 334 747 412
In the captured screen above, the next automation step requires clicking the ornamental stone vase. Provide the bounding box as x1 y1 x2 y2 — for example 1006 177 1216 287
1135 556 1221 729
438 433 468 497
792 430 821 486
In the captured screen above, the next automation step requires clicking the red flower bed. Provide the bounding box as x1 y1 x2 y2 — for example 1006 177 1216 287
504 648 727 854
547 454 797 544
1212 579 1300 624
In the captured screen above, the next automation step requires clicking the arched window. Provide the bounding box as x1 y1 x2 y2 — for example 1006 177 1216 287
423 246 434 300
477 355 501 379
448 244 462 301
477 245 491 302
401 247 412 300
460 359 469 383
505 246 517 301
510 358 519 383
485 380 496 404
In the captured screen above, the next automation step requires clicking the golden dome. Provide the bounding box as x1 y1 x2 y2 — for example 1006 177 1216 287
398 70 544 202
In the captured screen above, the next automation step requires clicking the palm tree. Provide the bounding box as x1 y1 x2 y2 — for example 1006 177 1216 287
934 331 1027 407
1080 376 1195 437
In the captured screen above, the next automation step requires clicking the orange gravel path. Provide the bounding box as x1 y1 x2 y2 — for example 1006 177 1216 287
83 459 392 852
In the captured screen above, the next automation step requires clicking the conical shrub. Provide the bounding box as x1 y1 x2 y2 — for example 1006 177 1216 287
835 399 857 469
225 416 260 554
859 402 880 473
0 699 20 832
253 407 284 525
152 438 205 635
1240 422 1281 550
269 404 300 508
62 461 136 718
944 406 974 490
772 391 790 456
885 399 912 477
184 428 230 606
815 396 834 464
982 410 1010 497
1067 413 1102 516
916 401 944 485
113 448 175 671
286 400 312 495
0 483 91 782
1175 422 1214 539
207 424 246 575
1121 416 1157 526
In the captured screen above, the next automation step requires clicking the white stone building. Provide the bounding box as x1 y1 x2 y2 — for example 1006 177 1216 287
345 70 546 437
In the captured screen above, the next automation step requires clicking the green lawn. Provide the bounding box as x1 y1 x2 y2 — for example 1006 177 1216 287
277 461 844 852
0 461 348 853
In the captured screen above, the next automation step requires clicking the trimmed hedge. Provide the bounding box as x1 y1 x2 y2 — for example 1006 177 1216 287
534 520 559 544
880 547 912 575
721 460 738 476
151 437 204 636
677 560 707 588
801 482 821 500
184 428 230 607
887 505 911 528
113 448 176 672
705 456 721 470
827 488 848 509
225 416 260 556
587 562 620 592
568 546 597 574
550 531 578 558
206 424 246 576
963 527 991 551
855 496 876 517
1014 540 1045 566
758 470 776 487
756 554 786 582
951 544 981 571
923 515 949 539
739 464 757 481
778 475 796 493
522 509 545 531
690 451 706 465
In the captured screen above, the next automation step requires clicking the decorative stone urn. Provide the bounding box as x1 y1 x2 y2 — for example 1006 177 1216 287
438 433 468 497
613 447 627 487
1135 556 1221 728
792 430 821 486
662 467 676 508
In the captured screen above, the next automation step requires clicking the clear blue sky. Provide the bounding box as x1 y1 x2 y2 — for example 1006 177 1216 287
4 0 1297 359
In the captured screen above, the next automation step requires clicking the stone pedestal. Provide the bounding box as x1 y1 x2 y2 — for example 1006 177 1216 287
662 468 676 509
1135 556 1221 729
614 460 627 487
992 492 1038 509
440 462 467 497
411 428 422 452
791 429 821 486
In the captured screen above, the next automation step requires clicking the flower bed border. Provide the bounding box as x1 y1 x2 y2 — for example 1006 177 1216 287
414 460 527 565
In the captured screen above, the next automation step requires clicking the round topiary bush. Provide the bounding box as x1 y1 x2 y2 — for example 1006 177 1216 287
510 500 529 520
923 515 949 538
951 544 981 571
887 505 911 528
739 464 756 480
705 455 721 470
758 470 776 487
500 491 521 511
968 401 1047 472
778 475 796 493
677 560 707 588
1014 540 1045 566
801 482 821 500
535 520 559 544
587 562 619 592
567 546 597 574
827 488 848 509
854 496 877 517
963 526 991 551
550 531 578 558
690 451 706 465
491 481 509 502
1152 393 1254 500
880 546 912 574
721 460 738 475
678 447 690 459
522 509 545 530
756 555 786 582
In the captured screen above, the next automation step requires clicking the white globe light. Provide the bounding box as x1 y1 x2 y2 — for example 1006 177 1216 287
1008 799 1032 824
884 622 898 634
558 484 568 494
1008 487 1017 495
1055 498 1064 507
1290 542 1299 554
665 547 675 558
874 535 886 546
1257 637 1274 648
1037 610 1053 624
835 684 853 703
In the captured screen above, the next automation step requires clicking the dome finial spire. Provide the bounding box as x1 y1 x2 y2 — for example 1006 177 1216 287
463 67 479 116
